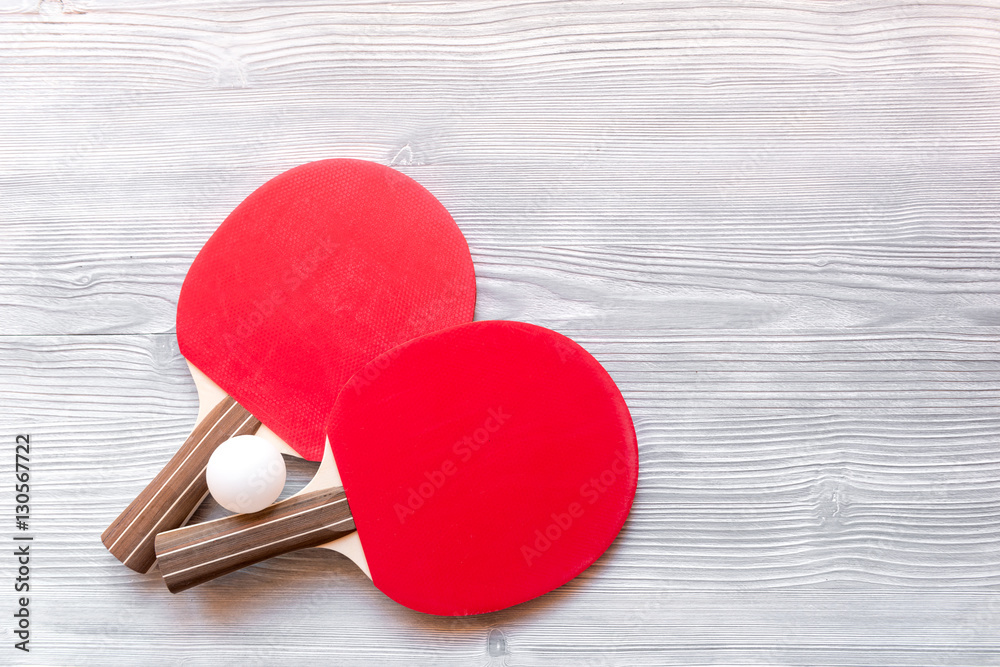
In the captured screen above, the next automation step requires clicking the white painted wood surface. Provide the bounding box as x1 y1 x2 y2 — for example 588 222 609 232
1 1 999 664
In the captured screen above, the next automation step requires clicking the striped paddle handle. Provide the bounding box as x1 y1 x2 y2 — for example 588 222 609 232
155 487 355 593
101 396 261 573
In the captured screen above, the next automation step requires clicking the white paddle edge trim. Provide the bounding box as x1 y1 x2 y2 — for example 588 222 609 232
190 360 298 459
305 438 370 579
190 366 369 578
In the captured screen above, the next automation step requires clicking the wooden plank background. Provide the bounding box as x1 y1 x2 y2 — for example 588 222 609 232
1 1 998 664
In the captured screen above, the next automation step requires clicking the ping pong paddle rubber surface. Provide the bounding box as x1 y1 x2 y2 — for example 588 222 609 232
178 158 476 462
103 159 475 573
155 321 638 616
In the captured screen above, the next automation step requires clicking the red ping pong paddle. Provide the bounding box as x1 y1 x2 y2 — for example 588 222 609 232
154 321 637 616
103 159 476 573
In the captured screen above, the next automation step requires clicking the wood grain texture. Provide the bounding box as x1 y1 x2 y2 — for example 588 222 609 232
101 395 260 573
3 244 1000 335
1 0 998 664
156 486 354 593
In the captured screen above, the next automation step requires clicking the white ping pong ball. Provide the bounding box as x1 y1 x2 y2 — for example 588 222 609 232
206 435 287 514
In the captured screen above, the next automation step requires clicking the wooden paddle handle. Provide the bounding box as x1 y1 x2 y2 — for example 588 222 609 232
155 487 355 593
101 396 261 573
